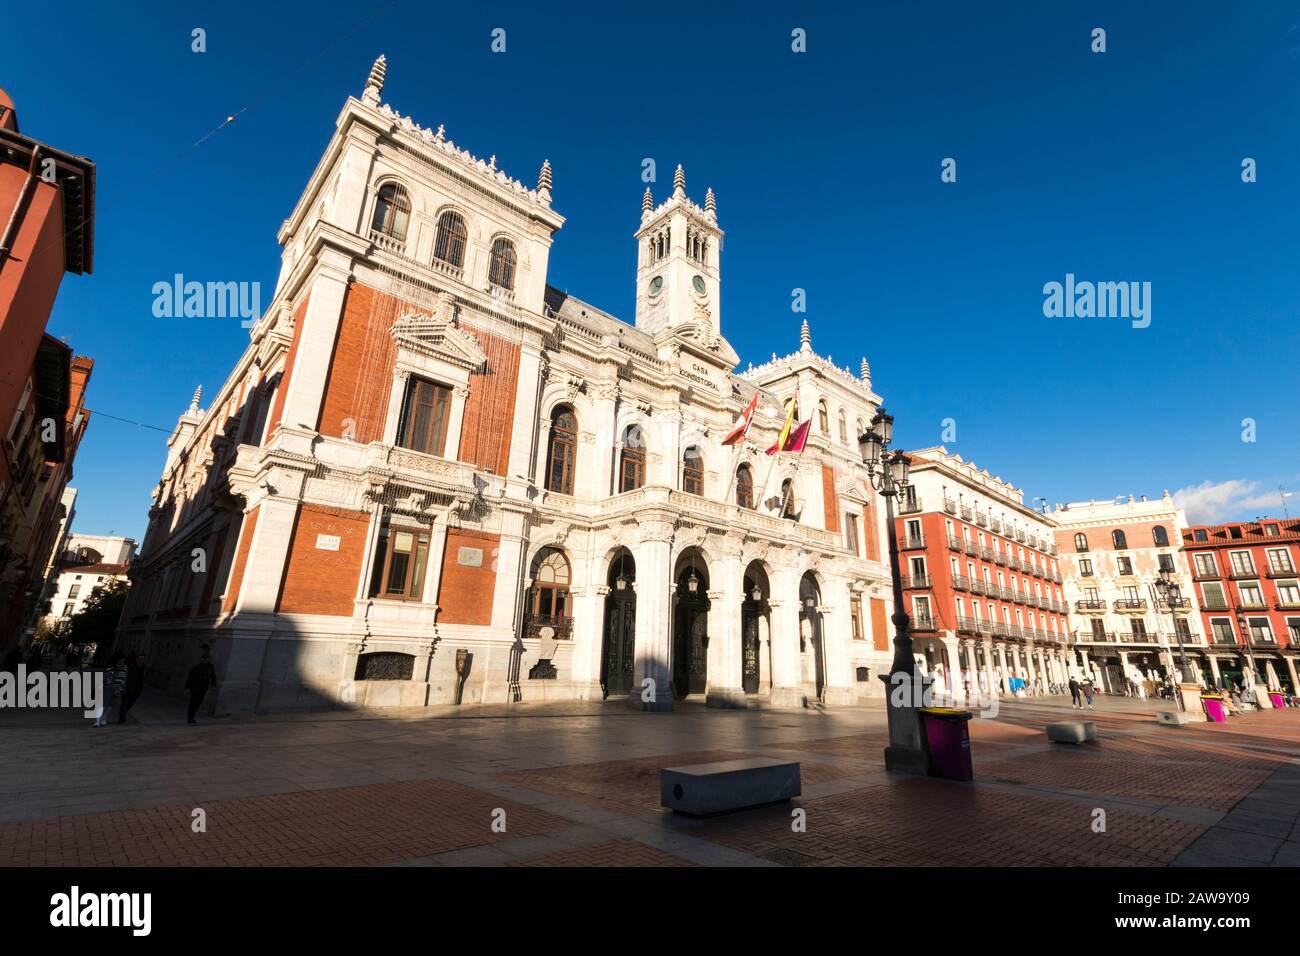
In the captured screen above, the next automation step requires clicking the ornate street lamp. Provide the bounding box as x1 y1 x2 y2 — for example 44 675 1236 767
1154 568 1194 685
859 408 928 775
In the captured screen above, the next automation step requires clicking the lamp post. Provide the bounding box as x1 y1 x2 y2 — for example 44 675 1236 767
859 409 929 774
1154 569 1193 684
1234 608 1262 697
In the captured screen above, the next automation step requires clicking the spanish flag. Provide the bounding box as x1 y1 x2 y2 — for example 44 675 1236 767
765 397 798 455
721 392 759 446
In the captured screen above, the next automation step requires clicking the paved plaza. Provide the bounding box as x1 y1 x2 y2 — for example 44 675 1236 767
1 691 1298 867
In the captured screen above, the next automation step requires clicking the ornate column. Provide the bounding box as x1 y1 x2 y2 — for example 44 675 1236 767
629 513 673 711
277 256 352 432
819 569 857 706
705 533 746 708
768 558 804 708
506 342 545 481
961 638 978 701
1207 654 1222 690
995 643 1010 693
984 638 998 696
942 634 964 705
592 380 620 497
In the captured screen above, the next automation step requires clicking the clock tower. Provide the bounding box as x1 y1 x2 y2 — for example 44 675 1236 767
634 165 723 337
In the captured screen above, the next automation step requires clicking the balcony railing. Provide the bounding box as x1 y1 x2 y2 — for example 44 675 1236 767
522 615 574 641
1266 564 1297 578
943 497 957 515
952 575 970 591
961 505 974 521
990 519 1002 534
1158 597 1191 610
1202 599 1229 610
368 229 407 255
900 535 926 551
1114 599 1149 612
975 510 989 527
1276 600 1300 610
1238 598 1269 610
1193 569 1221 581
995 553 1007 566
911 615 937 632
999 586 1014 601
964 542 978 556
1075 600 1106 613
980 547 993 561
970 580 987 596
947 535 962 551
901 574 931 590
1015 530 1027 543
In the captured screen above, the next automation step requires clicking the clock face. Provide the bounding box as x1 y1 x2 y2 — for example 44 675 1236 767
692 275 706 295
649 276 663 295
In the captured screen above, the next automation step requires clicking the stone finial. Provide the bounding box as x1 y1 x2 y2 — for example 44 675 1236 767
800 318 811 351
673 164 685 194
188 385 202 413
538 159 553 196
860 356 871 382
705 187 716 215
362 54 387 105
642 186 653 214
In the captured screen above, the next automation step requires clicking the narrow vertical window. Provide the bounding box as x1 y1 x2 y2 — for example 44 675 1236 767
398 378 451 456
371 183 410 241
546 407 577 495
434 211 467 267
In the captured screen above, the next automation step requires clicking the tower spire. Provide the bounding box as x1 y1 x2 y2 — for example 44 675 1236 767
860 356 871 383
188 385 202 413
537 159 552 200
673 164 685 195
362 54 387 106
642 186 653 215
705 187 715 216
800 318 811 352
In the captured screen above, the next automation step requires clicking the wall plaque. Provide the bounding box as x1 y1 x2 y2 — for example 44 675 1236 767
457 547 484 567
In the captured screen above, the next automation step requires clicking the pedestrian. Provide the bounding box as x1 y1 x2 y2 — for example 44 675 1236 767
117 653 145 724
1082 676 1096 709
185 646 218 724
1068 675 1082 709
96 653 126 727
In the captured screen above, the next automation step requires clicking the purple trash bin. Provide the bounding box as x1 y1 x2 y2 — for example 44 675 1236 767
1269 692 1285 709
1203 697 1226 722
920 708 973 781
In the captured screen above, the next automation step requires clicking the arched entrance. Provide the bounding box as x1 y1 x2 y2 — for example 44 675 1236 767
799 571 825 702
741 562 771 695
672 551 710 699
601 550 636 698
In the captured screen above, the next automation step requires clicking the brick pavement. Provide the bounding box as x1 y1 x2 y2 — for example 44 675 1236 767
1 691 1298 866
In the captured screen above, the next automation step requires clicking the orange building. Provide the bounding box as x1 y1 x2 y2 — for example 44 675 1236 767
0 88 96 649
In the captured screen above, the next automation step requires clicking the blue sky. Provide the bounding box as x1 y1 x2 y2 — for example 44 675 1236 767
3 0 1298 540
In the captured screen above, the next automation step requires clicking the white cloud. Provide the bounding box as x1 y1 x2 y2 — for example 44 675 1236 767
1172 479 1290 524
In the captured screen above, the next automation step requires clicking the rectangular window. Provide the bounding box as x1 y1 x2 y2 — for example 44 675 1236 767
1123 586 1139 602
1248 618 1273 643
851 601 864 640
1210 618 1236 643
1239 583 1265 608
1201 581 1227 608
845 516 860 556
1194 553 1218 577
398 378 452 457
1079 558 1093 576
1130 619 1147 638
370 524 431 601
1157 553 1175 572
905 518 921 540
1090 618 1106 639
912 596 932 627
62 603 75 617
1277 580 1300 605
1288 618 1300 643
1085 586 1099 603
1229 550 1255 577
68 584 81 598
909 556 926 579
1116 556 1133 576
1267 548 1295 574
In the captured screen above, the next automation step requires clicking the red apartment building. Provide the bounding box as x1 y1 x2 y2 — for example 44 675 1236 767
893 447 1073 701
1182 517 1300 693
0 88 96 649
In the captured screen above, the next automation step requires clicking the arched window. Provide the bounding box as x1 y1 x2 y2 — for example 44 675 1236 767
619 425 645 492
736 464 754 509
818 400 829 434
838 411 848 444
1074 533 1088 553
527 547 571 634
1152 525 1169 547
1111 529 1128 550
545 406 576 495
433 211 467 268
683 446 704 495
780 478 797 519
488 238 516 290
370 183 410 241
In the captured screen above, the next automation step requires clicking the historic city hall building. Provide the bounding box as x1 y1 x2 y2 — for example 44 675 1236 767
116 58 899 713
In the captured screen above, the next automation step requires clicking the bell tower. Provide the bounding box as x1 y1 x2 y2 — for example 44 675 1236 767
634 166 723 336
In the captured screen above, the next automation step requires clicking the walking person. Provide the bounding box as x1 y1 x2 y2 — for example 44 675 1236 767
1068 675 1082 709
117 653 145 724
95 654 126 727
1081 675 1096 709
185 646 218 724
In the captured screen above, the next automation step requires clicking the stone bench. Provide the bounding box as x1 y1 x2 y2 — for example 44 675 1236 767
660 757 801 817
1046 721 1097 744
1157 710 1200 726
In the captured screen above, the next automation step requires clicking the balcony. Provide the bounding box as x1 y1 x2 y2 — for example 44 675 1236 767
1193 569 1222 581
947 535 962 551
999 586 1014 601
943 497 957 516
1202 598 1229 611
975 510 989 528
1014 591 1030 605
1266 564 1297 578
368 228 407 256
961 505 974 521
994 552 1007 566
964 542 978 557
901 574 931 590
1114 599 1149 612
952 575 970 591
900 535 926 551
956 616 979 635
970 580 987 596
911 615 937 632
1238 598 1269 610
899 498 923 515
990 519 1002 534
1075 600 1106 613
1276 600 1300 610
980 547 993 561
1008 557 1022 572
1015 530 1027 543
522 615 573 641
1158 597 1191 611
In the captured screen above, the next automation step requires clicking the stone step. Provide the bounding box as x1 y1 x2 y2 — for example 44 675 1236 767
660 757 801 817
